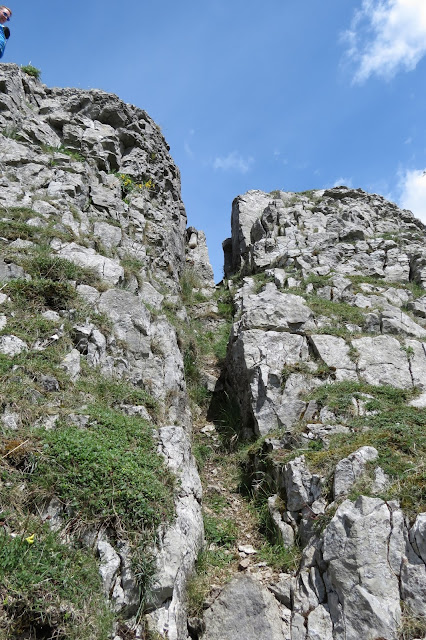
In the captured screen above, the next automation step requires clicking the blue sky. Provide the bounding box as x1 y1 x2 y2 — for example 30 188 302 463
5 0 426 280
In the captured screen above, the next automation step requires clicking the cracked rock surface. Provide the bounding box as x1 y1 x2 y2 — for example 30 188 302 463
204 187 426 640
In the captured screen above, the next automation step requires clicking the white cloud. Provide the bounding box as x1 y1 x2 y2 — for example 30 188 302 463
332 177 353 188
213 151 254 174
343 0 426 82
399 168 426 221
184 141 194 157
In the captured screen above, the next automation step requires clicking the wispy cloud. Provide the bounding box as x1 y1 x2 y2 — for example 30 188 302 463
213 151 254 174
343 0 426 83
399 167 426 222
184 141 194 157
332 177 354 188
184 129 195 158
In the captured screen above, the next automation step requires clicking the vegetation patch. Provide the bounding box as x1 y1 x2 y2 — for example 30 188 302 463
179 268 207 305
116 173 155 199
0 207 75 245
306 380 414 415
266 381 426 516
32 405 174 531
6 278 77 311
257 542 301 572
83 376 158 416
21 65 41 79
41 144 85 163
22 253 101 287
0 525 113 640
0 261 176 636
305 294 365 325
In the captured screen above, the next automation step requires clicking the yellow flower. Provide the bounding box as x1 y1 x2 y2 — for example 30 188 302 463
25 534 35 544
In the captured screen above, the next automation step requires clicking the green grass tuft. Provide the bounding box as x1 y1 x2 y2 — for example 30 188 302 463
33 405 174 531
0 525 113 640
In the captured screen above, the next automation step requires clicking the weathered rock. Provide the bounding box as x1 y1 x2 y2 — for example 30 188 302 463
98 540 121 596
147 426 203 640
203 575 287 640
323 497 401 640
240 283 313 332
284 456 322 512
268 574 294 608
353 335 413 389
333 446 378 498
0 335 28 356
1 405 20 430
309 334 357 381
410 513 426 564
57 242 124 284
268 495 295 547
60 348 81 380
306 605 333 640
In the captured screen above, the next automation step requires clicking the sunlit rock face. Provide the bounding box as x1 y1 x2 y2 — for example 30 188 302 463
208 186 426 640
0 62 194 426
224 187 426 439
0 63 208 640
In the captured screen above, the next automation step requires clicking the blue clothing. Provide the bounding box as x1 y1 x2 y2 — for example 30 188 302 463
0 26 6 59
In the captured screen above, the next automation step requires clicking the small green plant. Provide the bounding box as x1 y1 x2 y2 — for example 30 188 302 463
41 144 85 163
400 345 415 361
1 126 20 140
281 362 312 386
192 442 214 470
21 65 41 80
117 173 155 197
57 145 85 162
257 542 301 572
298 189 319 198
121 254 144 283
204 514 237 548
252 271 275 293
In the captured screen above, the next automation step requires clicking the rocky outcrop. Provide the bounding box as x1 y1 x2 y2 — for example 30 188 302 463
144 426 203 640
213 187 426 640
224 188 426 439
0 64 205 640
202 575 289 640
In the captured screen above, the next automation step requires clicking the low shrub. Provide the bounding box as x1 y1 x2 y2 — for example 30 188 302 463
21 65 41 79
33 405 174 531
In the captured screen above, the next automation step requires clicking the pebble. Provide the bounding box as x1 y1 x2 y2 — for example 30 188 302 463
239 558 251 570
238 544 256 555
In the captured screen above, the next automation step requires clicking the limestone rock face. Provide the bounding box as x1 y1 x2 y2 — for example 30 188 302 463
3 63 426 640
147 426 204 640
323 497 401 640
0 63 198 428
203 575 289 640
224 187 426 439
220 186 426 640
0 64 206 640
